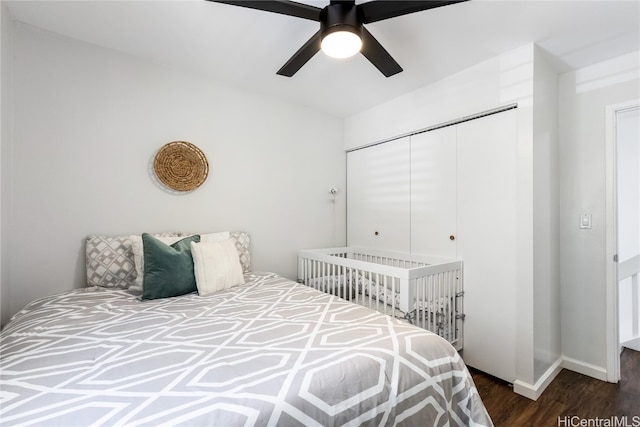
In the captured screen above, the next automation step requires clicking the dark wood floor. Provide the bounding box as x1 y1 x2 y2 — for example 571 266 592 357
471 348 640 426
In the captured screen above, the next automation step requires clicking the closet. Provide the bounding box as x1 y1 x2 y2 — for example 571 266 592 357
346 136 411 252
346 108 518 382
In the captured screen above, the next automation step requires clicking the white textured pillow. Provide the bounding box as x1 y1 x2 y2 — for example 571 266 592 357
200 231 230 243
191 239 245 296
130 235 186 291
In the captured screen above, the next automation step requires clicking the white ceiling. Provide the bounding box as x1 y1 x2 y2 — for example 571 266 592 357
6 0 640 117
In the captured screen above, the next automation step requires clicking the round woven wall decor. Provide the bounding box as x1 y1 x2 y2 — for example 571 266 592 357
153 141 209 192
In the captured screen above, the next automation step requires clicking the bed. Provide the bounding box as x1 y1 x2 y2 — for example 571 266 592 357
0 232 492 426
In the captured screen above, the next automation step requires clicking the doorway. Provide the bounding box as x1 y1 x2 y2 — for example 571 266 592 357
606 100 640 383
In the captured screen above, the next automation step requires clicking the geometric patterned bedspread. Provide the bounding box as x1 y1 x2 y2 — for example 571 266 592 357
0 272 492 427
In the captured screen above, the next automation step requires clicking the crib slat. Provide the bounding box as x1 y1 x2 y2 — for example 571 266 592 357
297 247 464 350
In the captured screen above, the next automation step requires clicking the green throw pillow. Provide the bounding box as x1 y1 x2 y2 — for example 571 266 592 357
141 233 201 300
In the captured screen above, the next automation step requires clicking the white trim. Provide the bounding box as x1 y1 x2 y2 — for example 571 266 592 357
562 356 608 382
513 358 563 400
490 355 612 400
605 99 640 383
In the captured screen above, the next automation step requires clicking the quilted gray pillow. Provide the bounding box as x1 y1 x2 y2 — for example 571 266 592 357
86 232 182 289
230 231 251 273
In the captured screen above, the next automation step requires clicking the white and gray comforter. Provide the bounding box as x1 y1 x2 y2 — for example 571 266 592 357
0 272 492 426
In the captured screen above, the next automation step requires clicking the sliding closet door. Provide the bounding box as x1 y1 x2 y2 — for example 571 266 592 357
410 127 457 258
347 137 411 252
457 109 518 382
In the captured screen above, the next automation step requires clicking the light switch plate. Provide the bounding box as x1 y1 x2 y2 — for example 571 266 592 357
579 214 592 229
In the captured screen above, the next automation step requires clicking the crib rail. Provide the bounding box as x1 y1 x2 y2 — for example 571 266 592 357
298 247 464 350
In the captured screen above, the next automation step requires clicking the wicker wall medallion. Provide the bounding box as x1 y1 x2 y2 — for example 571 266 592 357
153 141 209 192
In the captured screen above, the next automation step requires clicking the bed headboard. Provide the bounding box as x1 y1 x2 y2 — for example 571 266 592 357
85 231 251 289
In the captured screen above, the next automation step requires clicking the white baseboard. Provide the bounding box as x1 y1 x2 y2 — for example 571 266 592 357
513 357 563 400
512 356 610 400
561 356 608 382
483 356 610 401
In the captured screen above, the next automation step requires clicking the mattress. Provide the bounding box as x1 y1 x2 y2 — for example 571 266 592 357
0 272 492 426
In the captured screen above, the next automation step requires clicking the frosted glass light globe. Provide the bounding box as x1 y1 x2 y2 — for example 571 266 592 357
321 31 362 59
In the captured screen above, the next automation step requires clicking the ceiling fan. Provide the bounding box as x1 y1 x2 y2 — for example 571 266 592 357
208 0 468 77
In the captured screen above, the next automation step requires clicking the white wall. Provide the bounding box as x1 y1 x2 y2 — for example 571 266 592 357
532 47 561 383
344 44 536 151
4 23 346 325
559 51 640 371
0 3 13 328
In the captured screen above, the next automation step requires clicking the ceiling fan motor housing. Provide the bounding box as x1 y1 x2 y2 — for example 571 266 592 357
320 2 363 39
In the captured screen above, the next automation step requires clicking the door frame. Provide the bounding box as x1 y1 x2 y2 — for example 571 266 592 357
605 99 640 383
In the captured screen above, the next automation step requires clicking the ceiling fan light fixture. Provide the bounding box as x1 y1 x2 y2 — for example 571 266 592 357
211 0 469 77
321 30 362 59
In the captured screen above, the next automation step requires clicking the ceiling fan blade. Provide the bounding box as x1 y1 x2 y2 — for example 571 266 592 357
208 0 321 21
358 0 469 24
360 27 402 77
277 31 322 77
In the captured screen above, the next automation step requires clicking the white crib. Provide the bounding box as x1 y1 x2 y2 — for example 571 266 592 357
297 247 464 351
